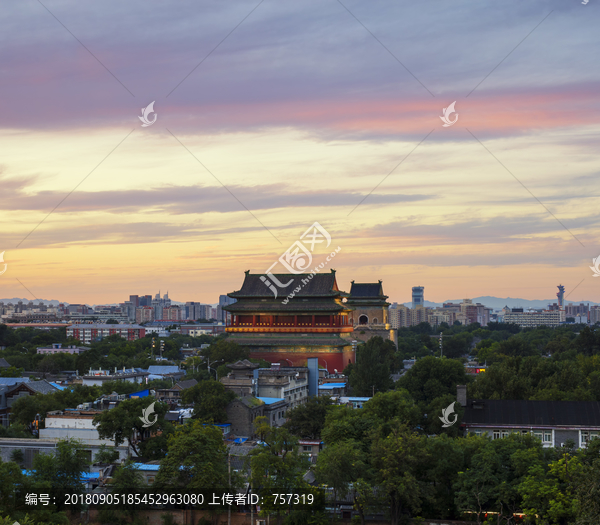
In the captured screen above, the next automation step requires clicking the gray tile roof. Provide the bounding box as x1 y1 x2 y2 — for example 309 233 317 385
0 358 11 368
0 377 30 386
175 379 198 390
24 380 59 395
463 399 600 428
227 270 341 299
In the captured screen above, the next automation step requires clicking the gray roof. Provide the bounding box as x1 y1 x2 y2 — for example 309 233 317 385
147 365 181 375
175 379 198 390
0 358 11 368
463 399 600 428
21 380 59 395
0 377 30 386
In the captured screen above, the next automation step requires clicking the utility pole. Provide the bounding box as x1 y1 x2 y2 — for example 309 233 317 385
228 451 231 525
372 385 375 397
439 332 443 358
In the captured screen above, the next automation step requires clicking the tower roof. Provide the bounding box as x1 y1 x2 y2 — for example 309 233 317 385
228 269 343 298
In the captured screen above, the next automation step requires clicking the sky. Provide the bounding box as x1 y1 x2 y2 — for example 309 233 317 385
1 0 599 305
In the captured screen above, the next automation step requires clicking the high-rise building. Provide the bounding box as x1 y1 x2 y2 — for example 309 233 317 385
135 306 155 324
129 295 139 307
557 285 565 308
412 287 424 309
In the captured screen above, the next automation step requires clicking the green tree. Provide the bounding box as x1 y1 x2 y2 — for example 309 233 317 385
315 440 374 525
248 423 313 520
93 444 120 464
370 422 429 525
0 365 24 377
348 337 395 396
284 395 334 439
519 453 583 524
154 420 230 489
93 397 172 458
397 356 468 405
32 438 90 512
181 379 235 422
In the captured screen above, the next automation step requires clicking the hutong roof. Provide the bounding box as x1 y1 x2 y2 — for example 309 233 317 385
463 399 600 428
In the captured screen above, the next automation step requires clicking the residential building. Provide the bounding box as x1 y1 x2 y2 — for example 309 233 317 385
223 270 355 372
39 409 129 461
590 306 600 325
147 365 185 381
37 343 90 355
67 323 146 343
565 303 590 317
226 397 268 437
135 306 155 324
155 379 198 403
220 360 311 410
459 385 600 449
503 308 565 328
81 367 150 387
299 440 324 464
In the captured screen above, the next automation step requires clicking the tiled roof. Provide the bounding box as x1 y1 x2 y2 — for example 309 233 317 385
25 380 60 395
227 271 341 299
147 366 181 375
0 358 11 368
463 400 600 428
175 379 198 390
349 282 385 298
0 377 30 386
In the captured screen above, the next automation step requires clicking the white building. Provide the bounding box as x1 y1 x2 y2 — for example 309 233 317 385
503 309 566 328
39 409 130 461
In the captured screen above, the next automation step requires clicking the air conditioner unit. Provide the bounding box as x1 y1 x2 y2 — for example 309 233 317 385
560 443 565 447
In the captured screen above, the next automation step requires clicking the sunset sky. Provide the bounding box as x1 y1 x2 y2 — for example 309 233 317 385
1 0 599 305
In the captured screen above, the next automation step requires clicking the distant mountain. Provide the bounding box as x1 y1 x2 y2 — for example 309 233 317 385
0 298 65 306
401 296 599 311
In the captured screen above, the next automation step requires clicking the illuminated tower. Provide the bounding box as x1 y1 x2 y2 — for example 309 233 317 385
557 285 565 308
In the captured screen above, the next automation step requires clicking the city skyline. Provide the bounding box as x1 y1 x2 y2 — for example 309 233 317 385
1 1 599 304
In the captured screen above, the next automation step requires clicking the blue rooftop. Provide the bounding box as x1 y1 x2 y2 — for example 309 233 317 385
132 463 161 471
257 397 285 405
49 382 66 390
318 383 346 389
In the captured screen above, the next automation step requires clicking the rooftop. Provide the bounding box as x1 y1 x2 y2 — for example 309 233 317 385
226 270 345 299
463 399 600 428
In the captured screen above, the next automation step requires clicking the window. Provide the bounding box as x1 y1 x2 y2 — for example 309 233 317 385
474 430 483 437
501 431 509 438
533 431 543 441
543 431 552 443
493 430 500 440
581 431 600 445
302 445 312 452
147 476 155 484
